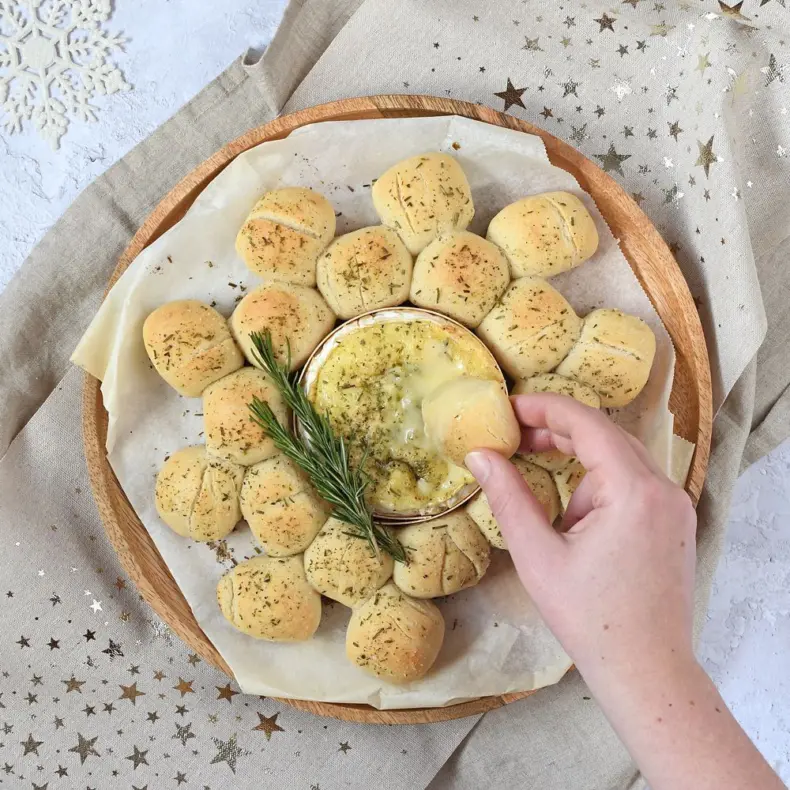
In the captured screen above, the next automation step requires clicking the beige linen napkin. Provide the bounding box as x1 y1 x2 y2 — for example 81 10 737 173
0 1 788 788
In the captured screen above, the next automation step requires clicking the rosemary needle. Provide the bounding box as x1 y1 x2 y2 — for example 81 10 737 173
246 330 407 564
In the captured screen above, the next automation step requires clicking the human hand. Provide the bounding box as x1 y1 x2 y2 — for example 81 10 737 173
465 393 697 687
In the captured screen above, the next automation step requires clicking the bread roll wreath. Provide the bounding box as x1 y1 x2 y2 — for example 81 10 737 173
143 152 656 685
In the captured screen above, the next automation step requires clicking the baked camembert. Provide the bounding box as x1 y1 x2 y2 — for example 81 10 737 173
309 317 502 515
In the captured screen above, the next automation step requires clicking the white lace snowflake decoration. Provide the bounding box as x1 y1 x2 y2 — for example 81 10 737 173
0 0 130 148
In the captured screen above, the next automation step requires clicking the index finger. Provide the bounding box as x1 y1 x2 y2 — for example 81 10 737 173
510 393 647 478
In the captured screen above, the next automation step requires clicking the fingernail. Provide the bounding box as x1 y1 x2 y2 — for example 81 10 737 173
465 451 491 483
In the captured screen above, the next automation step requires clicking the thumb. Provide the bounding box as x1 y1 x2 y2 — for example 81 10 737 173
466 450 564 572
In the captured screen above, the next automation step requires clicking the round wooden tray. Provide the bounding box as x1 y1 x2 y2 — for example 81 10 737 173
82 94 712 725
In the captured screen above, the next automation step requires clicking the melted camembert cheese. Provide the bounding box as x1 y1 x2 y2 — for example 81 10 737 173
310 320 501 513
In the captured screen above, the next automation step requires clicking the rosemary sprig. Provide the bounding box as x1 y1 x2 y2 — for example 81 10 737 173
246 330 407 563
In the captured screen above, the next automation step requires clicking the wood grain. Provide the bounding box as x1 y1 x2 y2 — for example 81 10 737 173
82 94 712 725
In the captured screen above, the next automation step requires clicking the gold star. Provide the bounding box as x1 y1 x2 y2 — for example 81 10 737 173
540 106 554 119
63 676 86 694
173 722 196 746
126 745 149 769
153 670 166 681
216 684 239 703
594 13 616 31
595 143 631 175
187 654 201 667
560 36 572 47
570 123 588 144
718 1 749 19
494 78 527 112
622 0 641 6
253 712 284 740
173 678 194 697
114 577 126 591
338 741 352 754
119 683 146 705
632 192 646 206
761 54 785 87
668 121 683 141
21 733 44 756
695 53 712 74
650 21 675 36
210 734 245 774
523 36 543 51
695 136 719 177
69 733 100 764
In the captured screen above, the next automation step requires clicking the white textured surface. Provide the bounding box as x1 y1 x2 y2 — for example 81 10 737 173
699 440 790 783
0 0 289 291
0 0 787 778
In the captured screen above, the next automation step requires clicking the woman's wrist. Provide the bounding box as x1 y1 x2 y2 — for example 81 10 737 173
578 645 704 723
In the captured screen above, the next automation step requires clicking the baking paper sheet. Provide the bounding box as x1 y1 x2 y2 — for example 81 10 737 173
73 116 676 708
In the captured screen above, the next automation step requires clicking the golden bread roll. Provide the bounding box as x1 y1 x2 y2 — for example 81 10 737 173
476 276 582 379
155 446 243 541
229 282 335 371
203 368 289 466
346 583 445 683
372 153 474 254
555 308 656 407
553 458 587 512
217 555 321 641
512 373 601 471
235 187 335 285
486 191 599 278
316 226 412 319
143 300 244 397
422 376 519 467
240 455 329 557
410 231 510 328
392 510 490 598
303 517 394 607
466 458 560 549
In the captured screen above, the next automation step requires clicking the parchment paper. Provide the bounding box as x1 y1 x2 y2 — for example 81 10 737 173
72 116 675 708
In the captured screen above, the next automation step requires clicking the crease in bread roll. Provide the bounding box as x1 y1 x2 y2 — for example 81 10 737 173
512 373 601 471
155 445 244 541
476 276 582 379
303 517 394 607
421 376 520 467
235 187 336 285
217 555 321 641
392 510 490 598
203 367 290 466
240 455 329 556
316 226 413 319
466 458 560 549
143 300 244 397
229 281 335 371
372 153 474 254
410 230 510 328
486 191 599 278
346 583 445 683
555 308 656 407
553 458 587 512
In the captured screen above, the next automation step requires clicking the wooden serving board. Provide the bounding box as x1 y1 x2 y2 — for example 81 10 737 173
82 94 712 725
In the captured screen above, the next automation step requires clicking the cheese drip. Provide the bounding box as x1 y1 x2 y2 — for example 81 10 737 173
311 320 501 513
